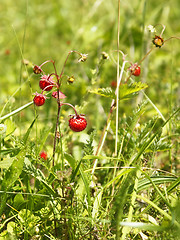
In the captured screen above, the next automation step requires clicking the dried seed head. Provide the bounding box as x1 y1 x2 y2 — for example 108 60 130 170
152 35 164 48
101 51 109 60
33 65 42 74
78 53 88 62
67 75 75 84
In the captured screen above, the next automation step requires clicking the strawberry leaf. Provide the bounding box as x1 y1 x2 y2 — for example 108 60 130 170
89 82 148 100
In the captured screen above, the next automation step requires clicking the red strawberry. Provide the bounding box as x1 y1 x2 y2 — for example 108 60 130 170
40 151 47 160
39 75 54 91
69 115 87 132
133 66 141 76
33 93 46 106
129 63 141 77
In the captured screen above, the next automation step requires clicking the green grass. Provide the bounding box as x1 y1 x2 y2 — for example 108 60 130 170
0 0 180 239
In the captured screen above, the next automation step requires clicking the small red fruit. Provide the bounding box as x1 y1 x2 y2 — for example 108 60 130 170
69 115 87 132
40 151 47 160
33 93 46 106
133 66 141 76
39 75 54 91
110 80 117 89
129 63 141 77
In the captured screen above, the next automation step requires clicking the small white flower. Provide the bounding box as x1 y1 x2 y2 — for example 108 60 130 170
147 25 156 33
0 124 7 135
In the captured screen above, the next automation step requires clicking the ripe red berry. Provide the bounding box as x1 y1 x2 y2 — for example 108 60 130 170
40 151 47 160
129 64 141 77
110 80 117 89
69 115 87 132
33 93 46 106
39 75 54 91
132 66 141 76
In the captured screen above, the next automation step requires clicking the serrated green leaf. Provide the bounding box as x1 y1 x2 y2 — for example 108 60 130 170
119 82 148 100
89 82 148 100
89 87 115 98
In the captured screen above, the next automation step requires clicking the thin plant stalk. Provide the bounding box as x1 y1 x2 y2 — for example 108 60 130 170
115 0 121 156
115 60 127 155
52 103 61 167
52 51 83 167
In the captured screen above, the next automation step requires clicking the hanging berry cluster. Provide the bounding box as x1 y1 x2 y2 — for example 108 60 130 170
33 51 88 132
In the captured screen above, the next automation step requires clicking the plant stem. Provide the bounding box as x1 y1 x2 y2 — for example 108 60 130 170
60 102 78 116
59 50 82 86
115 60 127 155
52 103 61 167
115 0 120 156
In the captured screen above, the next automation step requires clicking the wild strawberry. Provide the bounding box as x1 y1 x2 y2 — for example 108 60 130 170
133 66 141 76
69 115 87 132
33 93 46 106
110 80 117 89
40 151 47 160
39 75 54 91
129 63 141 77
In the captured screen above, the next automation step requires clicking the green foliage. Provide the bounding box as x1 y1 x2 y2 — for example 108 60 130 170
89 82 148 100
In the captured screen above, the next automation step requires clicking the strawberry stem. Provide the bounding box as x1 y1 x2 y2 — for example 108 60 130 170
60 103 78 116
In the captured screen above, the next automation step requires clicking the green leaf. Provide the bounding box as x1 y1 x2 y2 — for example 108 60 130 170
120 221 167 231
137 176 178 192
92 190 103 219
0 101 33 122
0 150 25 216
13 194 25 210
119 82 148 100
89 82 148 100
130 107 180 164
4 119 16 139
23 116 38 145
23 158 56 196
1 150 25 190
89 87 115 98
0 148 21 156
0 158 14 169
79 167 91 215
64 152 76 169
